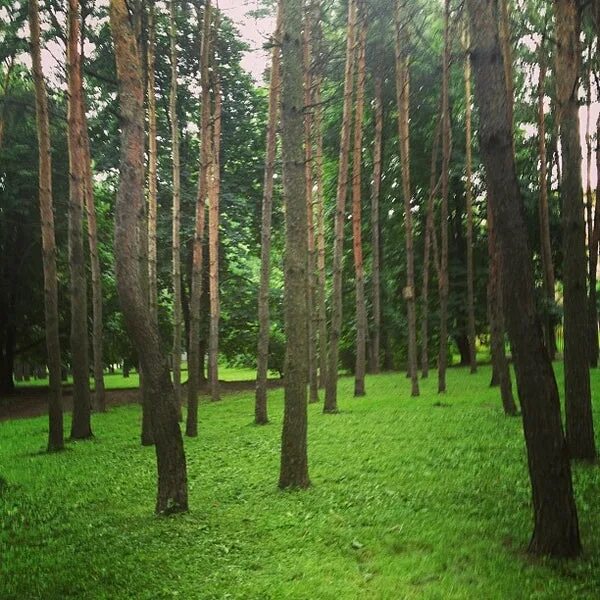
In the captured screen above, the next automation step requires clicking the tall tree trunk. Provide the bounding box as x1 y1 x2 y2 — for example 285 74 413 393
369 74 383 375
591 113 600 368
395 1 419 396
186 0 211 436
147 0 159 332
553 0 595 462
421 114 442 379
29 0 64 452
324 0 356 413
0 55 15 153
80 45 106 413
208 60 222 403
537 49 557 360
352 9 367 397
170 0 183 412
303 3 320 404
466 0 581 558
255 4 281 423
438 0 451 394
313 72 328 388
463 25 477 374
279 0 309 489
67 0 92 440
109 0 188 514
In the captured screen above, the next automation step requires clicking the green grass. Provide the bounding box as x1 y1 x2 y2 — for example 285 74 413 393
13 365 278 390
1 364 599 599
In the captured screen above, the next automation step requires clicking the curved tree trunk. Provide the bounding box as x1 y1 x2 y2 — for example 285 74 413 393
467 0 580 558
29 0 64 452
255 3 282 423
352 10 367 397
395 0 419 396
279 0 310 489
553 0 595 462
109 0 188 514
324 0 356 413
67 0 92 440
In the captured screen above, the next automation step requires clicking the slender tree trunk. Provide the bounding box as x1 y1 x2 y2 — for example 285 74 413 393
313 72 328 388
67 0 92 440
170 0 183 412
109 0 188 514
395 1 419 396
279 0 310 489
255 4 281 423
487 204 517 415
324 0 356 413
370 74 383 375
553 0 595 462
303 4 320 404
80 53 106 413
0 55 14 153
463 25 477 374
147 0 159 331
467 0 581 558
29 0 64 452
421 115 442 379
537 49 557 360
352 10 367 397
438 0 451 394
186 0 212 436
591 113 600 368
208 61 222 403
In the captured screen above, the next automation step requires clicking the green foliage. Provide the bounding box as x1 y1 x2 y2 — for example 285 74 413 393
1 365 600 599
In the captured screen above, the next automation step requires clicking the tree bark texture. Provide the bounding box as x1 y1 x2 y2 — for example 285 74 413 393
67 0 92 440
110 0 188 514
279 0 310 489
324 0 356 413
467 0 581 558
29 0 64 452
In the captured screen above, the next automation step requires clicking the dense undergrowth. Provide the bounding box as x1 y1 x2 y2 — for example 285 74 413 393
1 365 599 599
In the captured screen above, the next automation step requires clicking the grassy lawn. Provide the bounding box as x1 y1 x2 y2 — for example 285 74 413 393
13 365 279 390
1 364 599 599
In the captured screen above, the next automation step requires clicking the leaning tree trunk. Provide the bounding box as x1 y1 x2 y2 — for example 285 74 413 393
303 4 320 404
29 0 64 452
466 0 581 558
536 49 557 360
186 0 212 436
109 0 188 514
352 11 367 397
369 74 383 375
67 0 92 440
170 0 183 413
463 25 477 374
255 3 281 423
553 0 595 462
279 0 310 489
208 62 222 403
324 0 356 413
395 0 419 396
438 0 451 394
487 204 517 416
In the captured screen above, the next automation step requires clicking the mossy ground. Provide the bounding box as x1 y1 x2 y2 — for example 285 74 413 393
1 364 599 599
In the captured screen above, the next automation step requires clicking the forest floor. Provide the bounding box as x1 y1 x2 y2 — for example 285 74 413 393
1 365 599 599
